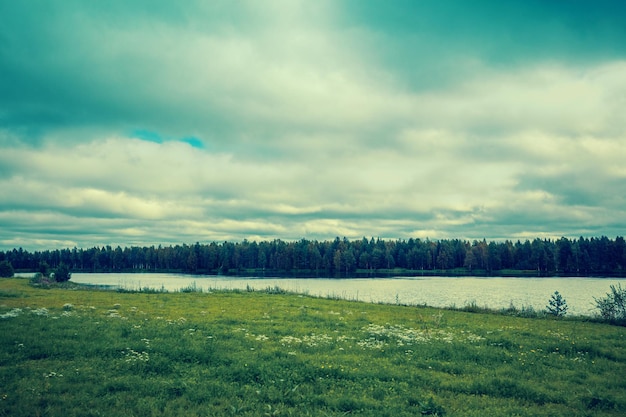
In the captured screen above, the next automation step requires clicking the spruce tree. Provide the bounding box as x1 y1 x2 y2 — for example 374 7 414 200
546 291 568 317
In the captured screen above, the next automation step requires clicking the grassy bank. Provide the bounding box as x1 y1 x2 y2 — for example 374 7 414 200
1 278 625 416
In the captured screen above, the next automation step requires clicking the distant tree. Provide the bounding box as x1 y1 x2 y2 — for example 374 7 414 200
186 249 198 272
38 261 50 277
1 235 625 278
0 260 14 277
556 237 574 273
435 241 453 270
333 249 342 275
112 246 124 271
499 240 515 269
487 241 501 271
308 243 322 271
546 291 568 317
463 249 476 271
342 248 356 275
359 252 370 269
613 236 626 270
53 263 71 282
371 247 384 270
531 238 547 272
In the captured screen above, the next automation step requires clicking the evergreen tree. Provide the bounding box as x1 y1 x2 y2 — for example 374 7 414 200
38 261 50 277
546 291 568 317
0 260 14 277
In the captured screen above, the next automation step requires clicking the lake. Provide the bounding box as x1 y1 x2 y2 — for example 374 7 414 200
70 273 626 316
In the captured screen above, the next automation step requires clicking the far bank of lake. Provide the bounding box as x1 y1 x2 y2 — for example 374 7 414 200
69 273 626 316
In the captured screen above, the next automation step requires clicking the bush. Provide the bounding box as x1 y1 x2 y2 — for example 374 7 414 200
418 397 446 416
595 284 626 323
38 261 50 277
53 263 72 282
0 260 14 277
29 272 54 288
546 291 568 317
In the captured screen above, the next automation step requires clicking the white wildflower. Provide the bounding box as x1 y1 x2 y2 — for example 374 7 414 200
361 323 462 346
0 308 22 319
280 336 303 346
357 338 386 350
124 348 149 363
31 308 49 317
465 333 484 343
302 333 333 347
107 310 122 318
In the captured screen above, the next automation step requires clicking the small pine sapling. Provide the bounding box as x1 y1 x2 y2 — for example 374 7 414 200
546 291 568 317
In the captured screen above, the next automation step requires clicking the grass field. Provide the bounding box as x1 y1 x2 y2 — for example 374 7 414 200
1 277 625 416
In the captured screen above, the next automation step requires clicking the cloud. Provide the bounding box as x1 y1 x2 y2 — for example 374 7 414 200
0 1 625 249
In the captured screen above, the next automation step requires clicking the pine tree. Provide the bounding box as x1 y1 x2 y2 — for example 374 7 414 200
546 291 568 317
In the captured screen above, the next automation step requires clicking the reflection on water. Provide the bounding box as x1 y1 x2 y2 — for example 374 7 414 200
70 273 626 316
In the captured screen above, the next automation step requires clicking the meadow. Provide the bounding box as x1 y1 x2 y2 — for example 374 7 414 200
1 278 625 416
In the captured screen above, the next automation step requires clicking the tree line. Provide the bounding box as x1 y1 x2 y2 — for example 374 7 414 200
1 236 625 277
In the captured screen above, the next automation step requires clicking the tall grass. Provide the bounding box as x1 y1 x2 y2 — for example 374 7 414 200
1 277 625 416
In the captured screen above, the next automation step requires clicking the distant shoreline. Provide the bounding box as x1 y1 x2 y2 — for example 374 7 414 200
18 267 626 279
5 236 625 278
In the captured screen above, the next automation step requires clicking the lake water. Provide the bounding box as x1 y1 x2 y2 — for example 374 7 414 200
70 273 626 316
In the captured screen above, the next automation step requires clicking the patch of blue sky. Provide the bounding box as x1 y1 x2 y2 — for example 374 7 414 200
179 137 204 149
131 130 203 149
132 129 163 144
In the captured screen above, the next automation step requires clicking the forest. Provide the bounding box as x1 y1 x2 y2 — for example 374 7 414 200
2 236 625 278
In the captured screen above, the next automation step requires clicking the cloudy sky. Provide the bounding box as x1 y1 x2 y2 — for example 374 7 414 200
1 1 625 250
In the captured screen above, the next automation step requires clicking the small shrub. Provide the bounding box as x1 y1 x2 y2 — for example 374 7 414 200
460 300 486 313
264 285 287 294
501 302 519 315
518 305 541 318
595 284 626 323
583 394 617 410
30 272 54 287
179 282 202 293
419 396 446 416
333 397 361 413
546 291 568 317
0 260 14 277
53 263 72 282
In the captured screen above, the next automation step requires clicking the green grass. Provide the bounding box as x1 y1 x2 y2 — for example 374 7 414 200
1 278 625 416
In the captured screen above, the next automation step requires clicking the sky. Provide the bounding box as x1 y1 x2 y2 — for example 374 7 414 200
1 0 626 251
